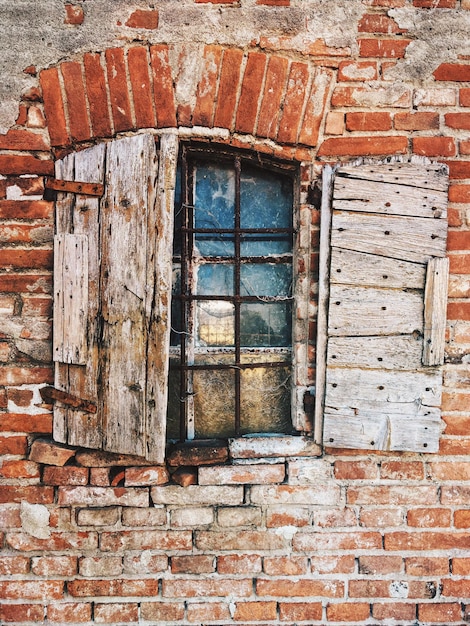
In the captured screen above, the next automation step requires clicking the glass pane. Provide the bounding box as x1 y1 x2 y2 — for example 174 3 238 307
170 265 182 347
194 368 235 438
197 264 234 296
197 301 235 347
240 264 292 298
194 163 235 257
241 233 292 257
240 365 291 435
240 302 292 347
240 165 292 230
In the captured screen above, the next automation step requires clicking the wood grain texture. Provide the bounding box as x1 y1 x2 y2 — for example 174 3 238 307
423 257 449 366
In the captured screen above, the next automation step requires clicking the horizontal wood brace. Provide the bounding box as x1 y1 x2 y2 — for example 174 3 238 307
45 177 104 197
40 386 97 414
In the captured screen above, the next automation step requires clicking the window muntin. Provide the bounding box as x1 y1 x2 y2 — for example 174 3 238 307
168 147 296 441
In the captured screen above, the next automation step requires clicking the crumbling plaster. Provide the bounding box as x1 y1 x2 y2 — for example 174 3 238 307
1 1 470 134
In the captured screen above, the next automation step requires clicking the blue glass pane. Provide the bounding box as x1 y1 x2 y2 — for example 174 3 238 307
197 264 234 296
240 302 292 347
241 233 291 257
240 264 292 298
240 165 292 230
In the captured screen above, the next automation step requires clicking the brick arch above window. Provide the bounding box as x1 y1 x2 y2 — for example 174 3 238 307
39 43 333 150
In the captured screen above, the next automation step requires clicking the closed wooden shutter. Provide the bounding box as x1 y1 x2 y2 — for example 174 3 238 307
317 161 449 452
53 133 178 462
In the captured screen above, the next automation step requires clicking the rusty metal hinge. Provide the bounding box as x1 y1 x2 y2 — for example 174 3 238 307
40 386 97 414
45 178 104 197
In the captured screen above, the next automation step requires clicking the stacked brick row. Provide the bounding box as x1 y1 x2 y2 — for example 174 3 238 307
0 0 470 624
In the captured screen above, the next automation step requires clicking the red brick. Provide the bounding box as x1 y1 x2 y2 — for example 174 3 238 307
359 38 411 58
0 200 52 219
0 129 49 151
418 602 462 623
454 509 470 528
0 249 52 270
200 463 284 485
434 63 470 81
372 602 416 621
279 601 322 621
192 45 222 127
358 555 402 575
348 485 437 505
449 183 470 203
163 578 252 598
334 460 378 480
346 111 392 131
61 61 90 141
358 14 404 33
394 111 439 130
460 88 470 106
121 506 166 526
0 460 40 479
105 48 134 132
186 602 231 622
0 505 21 528
442 578 470 598
125 9 159 29
453 557 470 575
448 302 470 320
195 0 237 3
6 531 97 552
446 112 470 130
0 555 30 575
171 555 215 574
295 530 381 551
64 4 84 25
338 60 378 81
414 0 456 6
263 556 307 576
299 67 332 147
318 136 407 157
1 224 53 245
449 254 470 274
217 554 262 574
100 529 191 551
266 506 310 527
277 61 309 144
0 604 45 622
83 52 112 138
0 580 63 600
332 85 411 108
257 578 344 598
405 556 449 576
40 67 69 146
430 460 470 481
29 439 76 466
310 555 356 574
0 154 54 176
445 160 470 179
440 438 470 454
94 602 138 623
257 56 289 139
150 44 177 127
413 136 456 157
235 52 267 135
380 461 424 480
385 531 470 551
43 466 89 486
234 601 277 621
327 602 370 621
32 555 77 576
127 47 156 130
0 434 27 455
407 508 451 527
0 366 53 386
124 466 169 486
69 578 158 598
443 414 470 435
214 48 244 129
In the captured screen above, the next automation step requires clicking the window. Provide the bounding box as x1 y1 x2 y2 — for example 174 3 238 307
167 146 297 441
50 134 449 462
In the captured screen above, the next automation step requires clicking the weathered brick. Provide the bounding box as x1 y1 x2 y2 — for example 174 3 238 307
454 509 470 528
394 111 439 130
0 603 45 622
76 507 120 527
453 557 470 574
193 45 223 128
348 485 438 505
234 601 277 621
186 602 231 622
43 466 88 486
170 506 214 527
359 38 411 58
0 155 54 176
61 61 91 142
327 602 371 621
346 111 392 131
279 601 322 621
94 603 138 623
31 555 77 576
434 63 470 81
40 67 69 146
127 46 156 129
358 13 404 33
372 602 416 621
263 556 307 576
338 60 377 81
235 52 267 135
266 505 310 527
163 577 252 598
0 434 27 455
150 44 177 127
105 47 134 132
64 4 84 25
0 485 54 504
199 463 284 485
407 507 451 527
100 529 192 552
429 460 470 480
213 48 244 129
58 486 148 507
0 366 53 386
6 531 97 552
256 55 289 139
332 85 411 108
257 578 344 598
294 530 382 552
318 136 407 157
385 530 470 551
446 112 470 130
405 556 449 576
299 67 332 147
83 52 112 138
277 61 309 144
251 484 339 505
122 506 166 526
380 461 424 480
0 129 49 151
68 578 159 597
123 553 168 575
0 580 63 600
334 460 378 480
152 484 243 505
124 466 169 486
359 555 402 575
171 555 215 574
29 439 76 466
217 506 262 527
217 554 262 574
325 111 345 135
414 87 456 106
79 556 123 577
125 9 159 29
418 601 462 623
141 602 185 622
0 555 30 575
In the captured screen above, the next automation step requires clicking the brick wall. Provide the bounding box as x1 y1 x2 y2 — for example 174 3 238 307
1 1 470 624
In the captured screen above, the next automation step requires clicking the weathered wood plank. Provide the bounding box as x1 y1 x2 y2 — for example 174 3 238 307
327 335 423 370
337 162 449 193
423 257 449 366
333 176 447 219
331 210 447 263
325 367 442 407
330 248 426 289
53 234 88 365
323 409 440 452
146 132 178 463
328 285 423 337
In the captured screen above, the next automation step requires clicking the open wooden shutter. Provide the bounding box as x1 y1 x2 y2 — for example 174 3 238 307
316 161 449 452
53 133 178 462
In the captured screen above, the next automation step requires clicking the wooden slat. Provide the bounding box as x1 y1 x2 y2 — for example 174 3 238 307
337 162 449 193
423 257 449 366
325 368 442 408
146 133 178 463
333 176 447 219
331 210 447 263
328 285 423 337
330 248 426 289
53 234 88 364
327 335 423 370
